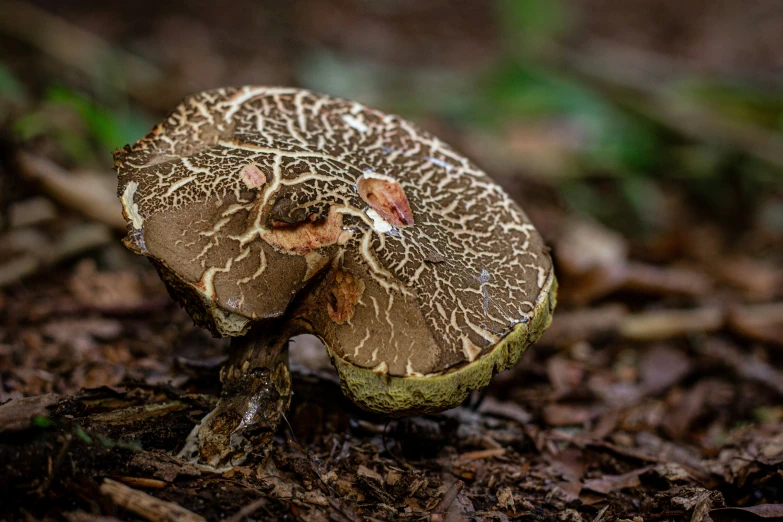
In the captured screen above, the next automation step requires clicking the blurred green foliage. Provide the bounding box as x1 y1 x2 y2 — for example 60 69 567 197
31 416 53 429
0 63 26 102
497 0 567 56
2 64 151 167
484 63 661 175
677 79 783 131
469 0 783 234
45 86 151 154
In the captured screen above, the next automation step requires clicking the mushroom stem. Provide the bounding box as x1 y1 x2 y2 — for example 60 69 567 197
181 321 296 470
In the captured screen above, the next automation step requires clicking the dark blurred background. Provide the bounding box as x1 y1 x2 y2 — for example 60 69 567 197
2 0 782 240
2 1 783 518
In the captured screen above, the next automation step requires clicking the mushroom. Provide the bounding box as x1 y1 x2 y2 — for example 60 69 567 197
114 87 557 469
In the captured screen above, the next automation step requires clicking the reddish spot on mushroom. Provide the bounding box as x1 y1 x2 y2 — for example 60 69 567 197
324 269 365 324
192 274 217 300
261 206 344 256
241 164 266 189
357 174 414 227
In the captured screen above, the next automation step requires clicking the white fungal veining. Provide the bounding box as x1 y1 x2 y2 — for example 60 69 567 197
113 86 552 378
366 208 393 234
121 181 144 229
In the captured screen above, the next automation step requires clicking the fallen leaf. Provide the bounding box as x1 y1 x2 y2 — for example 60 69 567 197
639 345 691 394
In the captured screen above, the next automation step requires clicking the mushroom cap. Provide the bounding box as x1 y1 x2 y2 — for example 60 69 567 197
115 87 556 414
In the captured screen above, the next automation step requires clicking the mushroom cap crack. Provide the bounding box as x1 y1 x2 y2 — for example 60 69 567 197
115 86 556 413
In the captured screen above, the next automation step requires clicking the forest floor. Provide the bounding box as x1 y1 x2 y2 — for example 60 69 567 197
0 213 782 521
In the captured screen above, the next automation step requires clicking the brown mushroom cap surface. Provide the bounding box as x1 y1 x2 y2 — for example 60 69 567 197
115 87 556 414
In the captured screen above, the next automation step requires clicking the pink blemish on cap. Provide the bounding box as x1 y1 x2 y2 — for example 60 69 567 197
241 164 267 189
356 174 414 228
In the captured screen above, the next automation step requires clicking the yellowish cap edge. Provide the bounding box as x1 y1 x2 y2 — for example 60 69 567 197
327 270 558 416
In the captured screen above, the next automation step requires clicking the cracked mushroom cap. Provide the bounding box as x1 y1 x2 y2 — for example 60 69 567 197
114 87 556 415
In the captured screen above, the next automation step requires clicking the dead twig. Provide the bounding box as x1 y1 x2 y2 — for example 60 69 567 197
0 394 59 433
547 301 783 344
40 433 74 495
458 448 506 461
100 478 205 522
539 304 627 346
0 223 111 288
727 302 783 347
221 497 268 522
620 307 724 341
0 254 40 288
621 263 712 298
429 480 464 522
16 152 126 231
592 505 610 522
111 477 167 489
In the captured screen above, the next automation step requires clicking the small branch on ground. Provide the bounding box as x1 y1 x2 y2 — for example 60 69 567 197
100 478 206 522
